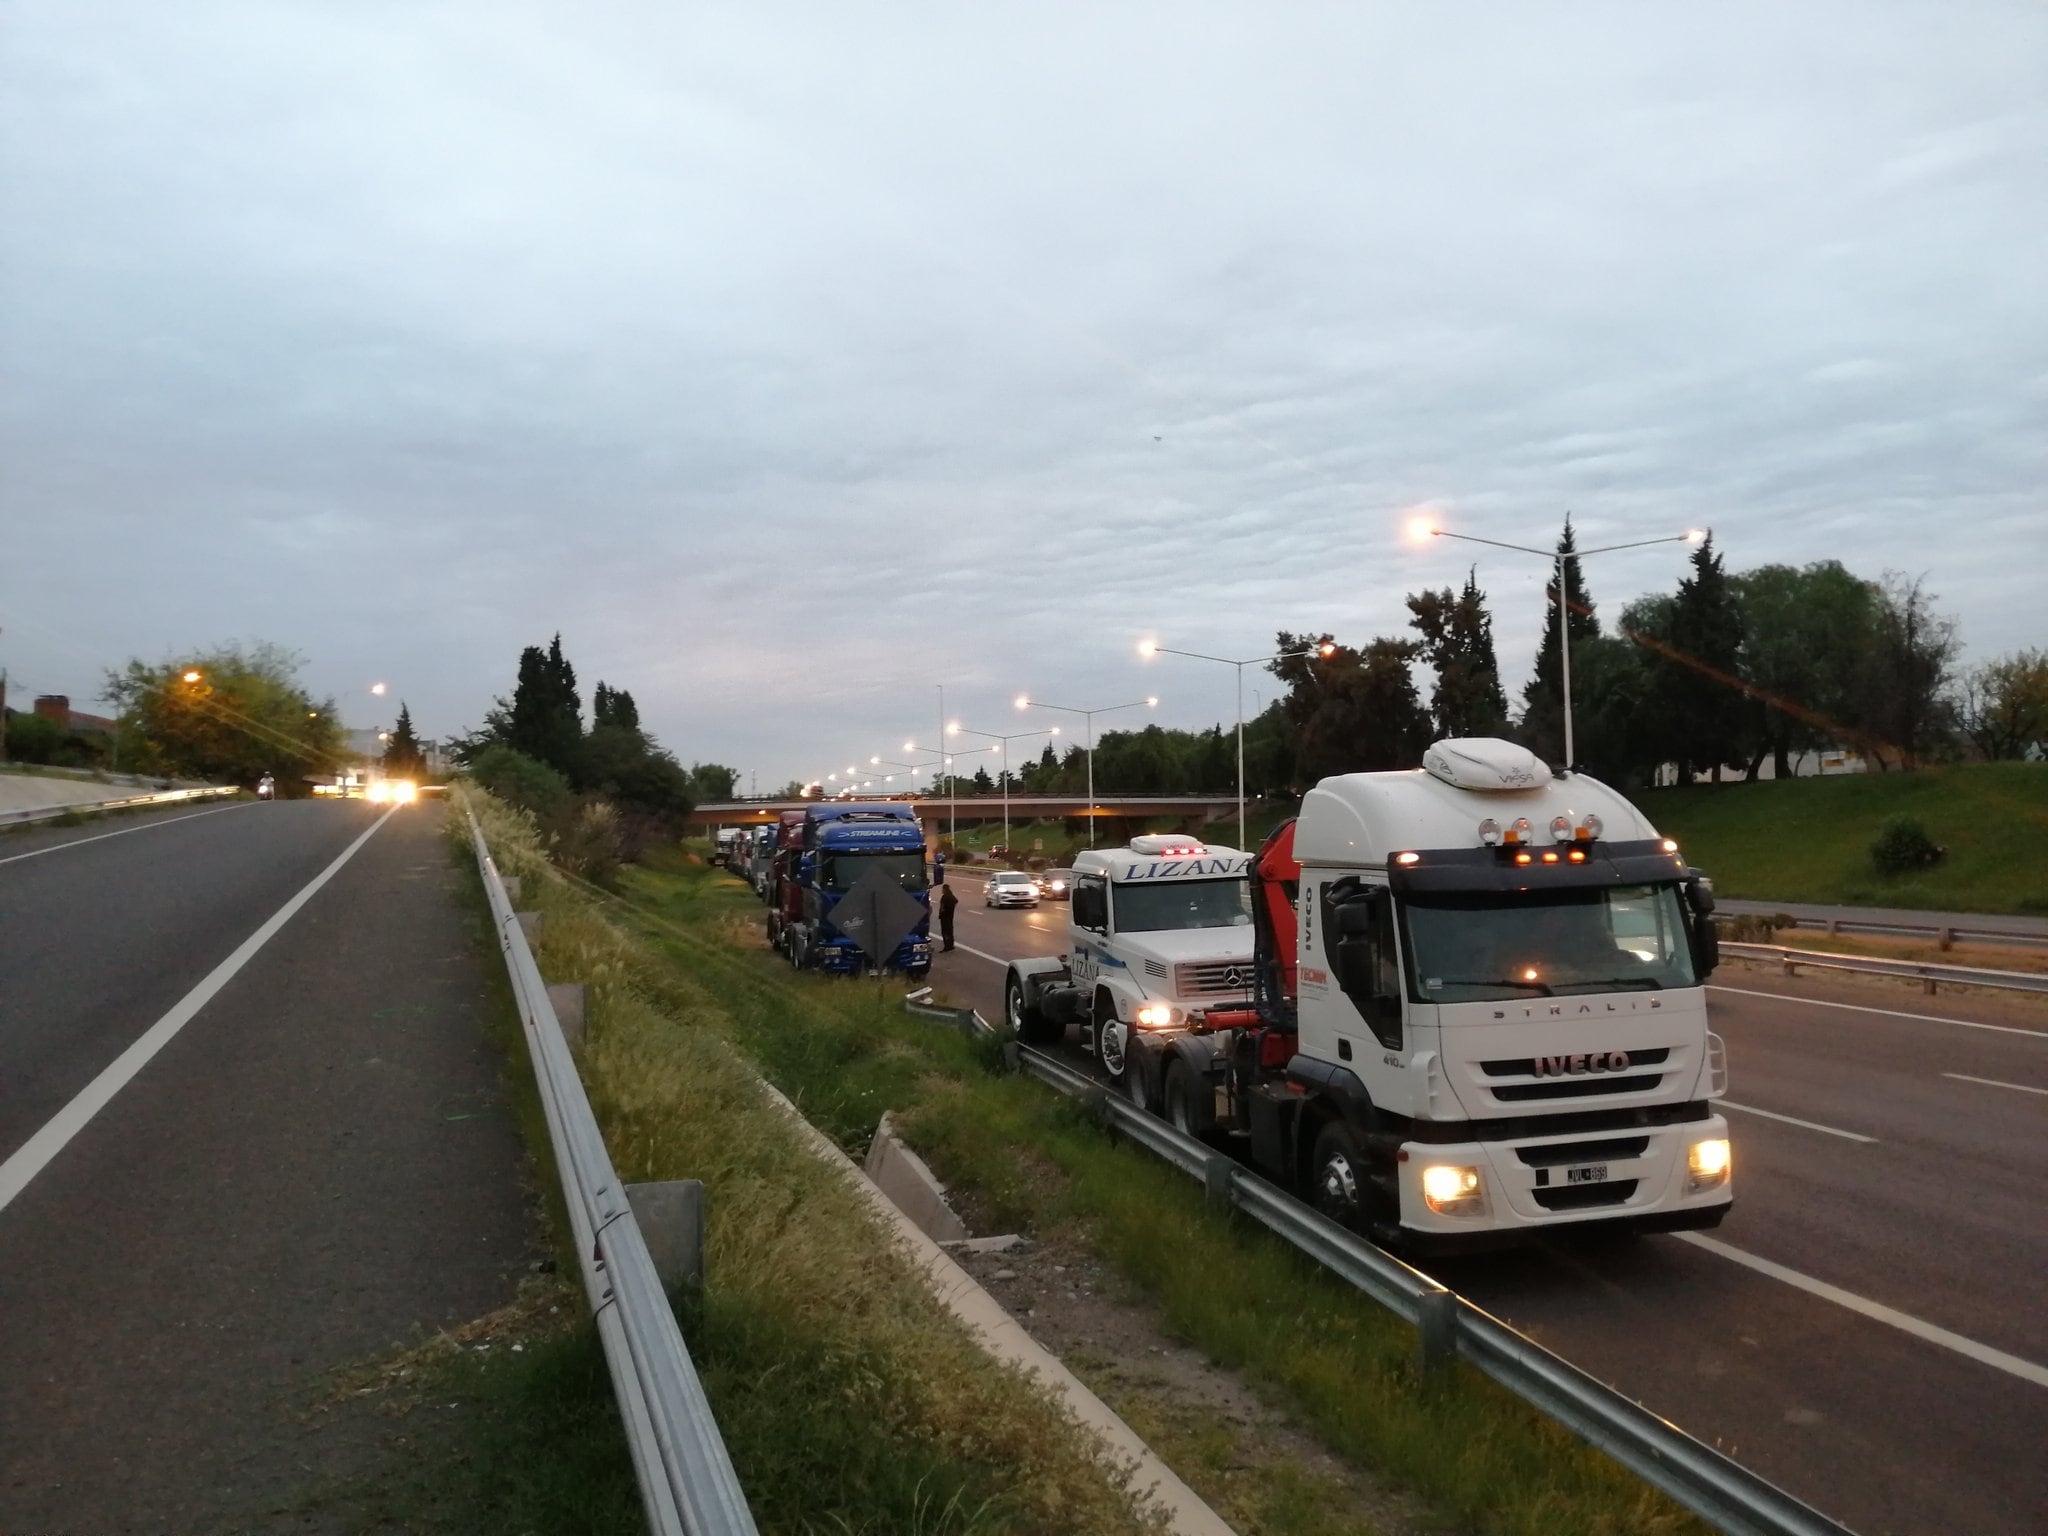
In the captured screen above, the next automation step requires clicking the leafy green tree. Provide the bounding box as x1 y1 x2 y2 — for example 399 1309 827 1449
1518 518 1602 765
104 642 344 785
1408 567 1509 739
1270 631 1430 781
1957 649 2048 760
1732 562 1879 778
382 702 427 778
684 763 740 802
1852 574 1959 770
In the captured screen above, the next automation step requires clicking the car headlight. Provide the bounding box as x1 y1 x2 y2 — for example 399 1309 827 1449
1420 1164 1488 1217
1687 1138 1731 1192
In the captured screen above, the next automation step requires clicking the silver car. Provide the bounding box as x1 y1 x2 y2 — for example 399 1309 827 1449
985 870 1041 908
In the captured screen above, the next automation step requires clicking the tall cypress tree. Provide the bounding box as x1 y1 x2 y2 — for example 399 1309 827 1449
1520 517 1599 764
1664 534 1747 780
382 702 427 777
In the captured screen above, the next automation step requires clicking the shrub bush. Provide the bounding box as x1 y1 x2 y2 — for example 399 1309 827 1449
467 744 572 820
1870 817 1945 877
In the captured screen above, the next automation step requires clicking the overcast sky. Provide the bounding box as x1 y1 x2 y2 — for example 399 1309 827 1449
4 2 2042 790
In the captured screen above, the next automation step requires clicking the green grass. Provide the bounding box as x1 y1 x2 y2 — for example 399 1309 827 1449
1637 761 2048 914
447 792 1164 1536
602 842 1706 1536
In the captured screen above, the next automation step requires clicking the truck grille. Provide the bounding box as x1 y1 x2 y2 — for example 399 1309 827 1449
1531 1180 1638 1211
1514 1136 1649 1167
1174 960 1252 997
1479 1046 1671 1103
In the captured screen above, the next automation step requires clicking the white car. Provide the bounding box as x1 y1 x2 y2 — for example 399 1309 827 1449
986 870 1041 909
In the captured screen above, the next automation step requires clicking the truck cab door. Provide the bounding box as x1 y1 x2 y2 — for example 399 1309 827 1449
1326 883 1403 1052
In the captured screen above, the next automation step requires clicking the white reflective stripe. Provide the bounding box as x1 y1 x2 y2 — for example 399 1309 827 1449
0 802 247 867
1708 984 2047 1039
1941 1072 2048 1098
0 808 397 1216
1677 1234 2048 1389
1715 1099 1877 1144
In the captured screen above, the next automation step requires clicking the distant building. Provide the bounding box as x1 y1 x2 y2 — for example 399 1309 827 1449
32 695 118 737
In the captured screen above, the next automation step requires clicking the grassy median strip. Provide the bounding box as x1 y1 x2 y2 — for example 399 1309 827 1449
562 836 1707 1536
451 789 1163 1536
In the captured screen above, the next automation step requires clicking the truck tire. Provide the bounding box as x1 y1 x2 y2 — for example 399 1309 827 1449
1309 1120 1393 1245
1125 1043 1157 1112
1007 975 1062 1046
1093 994 1128 1083
1164 1057 1214 1138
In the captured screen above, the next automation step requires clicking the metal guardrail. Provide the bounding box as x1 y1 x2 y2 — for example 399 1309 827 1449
468 814 757 1536
0 783 238 825
1716 907 2047 951
1720 941 2048 996
922 1003 1854 1536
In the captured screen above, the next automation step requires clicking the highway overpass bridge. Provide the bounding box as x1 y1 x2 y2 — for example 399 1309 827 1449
688 793 1242 837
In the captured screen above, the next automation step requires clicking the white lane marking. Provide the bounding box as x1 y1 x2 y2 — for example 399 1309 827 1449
1716 1099 1878 1143
0 802 247 867
1710 984 2047 1039
953 942 1012 967
1676 1233 2048 1390
1942 1072 2048 1098
0 808 397 1217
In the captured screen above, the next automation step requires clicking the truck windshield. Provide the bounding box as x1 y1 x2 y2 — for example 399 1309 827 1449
1113 878 1252 933
1398 883 1696 1002
822 852 928 893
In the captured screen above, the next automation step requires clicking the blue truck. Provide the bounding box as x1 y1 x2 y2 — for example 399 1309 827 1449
784 802 934 977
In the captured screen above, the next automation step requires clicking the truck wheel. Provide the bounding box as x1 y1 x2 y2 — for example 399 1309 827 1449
1093 996 1128 1083
1310 1121 1391 1243
1007 976 1060 1046
1124 1044 1157 1111
1164 1058 1214 1137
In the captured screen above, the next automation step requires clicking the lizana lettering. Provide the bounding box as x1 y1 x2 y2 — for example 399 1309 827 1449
1118 857 1250 880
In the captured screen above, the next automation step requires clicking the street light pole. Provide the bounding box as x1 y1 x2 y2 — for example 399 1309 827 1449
947 722 1059 850
1138 640 1333 848
1013 695 1157 849
1417 522 1706 771
895 742 995 848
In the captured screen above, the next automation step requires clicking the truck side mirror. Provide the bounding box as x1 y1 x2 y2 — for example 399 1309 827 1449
1333 893 1379 939
1686 872 1716 915
1683 873 1719 979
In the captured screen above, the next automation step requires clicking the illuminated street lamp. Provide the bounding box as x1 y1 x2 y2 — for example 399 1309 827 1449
1013 694 1158 842
945 721 1058 851
1138 638 1335 848
1410 516 1707 769
181 669 203 684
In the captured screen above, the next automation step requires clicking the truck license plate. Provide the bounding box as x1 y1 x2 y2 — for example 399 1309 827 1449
1566 1164 1609 1185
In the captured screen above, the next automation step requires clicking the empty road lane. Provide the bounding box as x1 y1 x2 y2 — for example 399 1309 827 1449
0 799 532 1534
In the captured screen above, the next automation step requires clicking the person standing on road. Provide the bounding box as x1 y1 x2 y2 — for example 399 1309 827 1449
938 878 958 952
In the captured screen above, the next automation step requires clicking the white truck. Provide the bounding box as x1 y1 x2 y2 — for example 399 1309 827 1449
1122 738 1732 1253
1004 834 1261 1096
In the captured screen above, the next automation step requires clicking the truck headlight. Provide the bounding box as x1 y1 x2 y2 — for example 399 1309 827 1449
1134 1002 1173 1028
1420 1164 1488 1216
1687 1138 1731 1191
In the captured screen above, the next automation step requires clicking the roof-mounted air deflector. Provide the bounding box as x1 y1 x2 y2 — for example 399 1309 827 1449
1421 737 1550 792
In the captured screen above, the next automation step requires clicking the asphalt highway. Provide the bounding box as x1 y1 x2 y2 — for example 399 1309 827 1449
932 868 2048 1536
0 798 530 1533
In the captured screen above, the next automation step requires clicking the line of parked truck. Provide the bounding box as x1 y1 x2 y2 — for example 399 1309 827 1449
716 804 936 977
713 736 1734 1253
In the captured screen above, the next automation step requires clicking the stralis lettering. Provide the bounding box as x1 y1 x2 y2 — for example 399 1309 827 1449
1532 1051 1632 1078
1492 997 1663 1020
